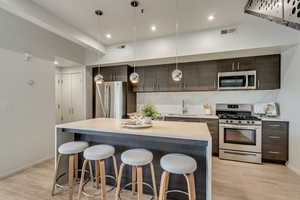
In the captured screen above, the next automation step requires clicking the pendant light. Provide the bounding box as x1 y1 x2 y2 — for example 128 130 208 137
129 1 140 84
172 0 183 82
94 9 104 85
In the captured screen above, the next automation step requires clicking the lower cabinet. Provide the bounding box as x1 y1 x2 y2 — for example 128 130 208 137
262 121 289 162
164 117 219 155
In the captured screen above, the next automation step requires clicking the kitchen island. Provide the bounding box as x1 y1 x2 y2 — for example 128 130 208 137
55 118 212 200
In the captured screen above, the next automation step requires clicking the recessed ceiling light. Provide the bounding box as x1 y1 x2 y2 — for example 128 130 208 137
151 25 157 31
54 60 59 65
208 15 215 21
106 34 112 39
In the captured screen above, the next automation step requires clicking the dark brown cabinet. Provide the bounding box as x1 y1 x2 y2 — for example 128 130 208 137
217 57 255 72
256 55 281 90
100 66 128 82
164 117 219 155
133 54 280 92
262 121 289 162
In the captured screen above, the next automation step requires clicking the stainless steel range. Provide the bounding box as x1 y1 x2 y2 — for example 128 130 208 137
216 104 262 164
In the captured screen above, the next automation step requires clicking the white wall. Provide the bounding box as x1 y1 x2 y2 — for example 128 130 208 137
279 35 300 174
0 48 55 178
137 90 280 115
0 7 86 64
93 16 298 65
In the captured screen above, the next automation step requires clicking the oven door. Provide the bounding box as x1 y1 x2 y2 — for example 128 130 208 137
219 124 262 153
218 73 247 90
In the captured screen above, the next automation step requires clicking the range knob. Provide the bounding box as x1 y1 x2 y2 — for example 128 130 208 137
247 121 250 124
252 121 255 124
238 121 241 124
230 120 233 123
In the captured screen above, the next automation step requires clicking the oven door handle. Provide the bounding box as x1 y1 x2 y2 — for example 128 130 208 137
220 124 261 130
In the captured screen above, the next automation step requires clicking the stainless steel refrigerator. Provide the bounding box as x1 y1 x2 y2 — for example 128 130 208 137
95 81 126 119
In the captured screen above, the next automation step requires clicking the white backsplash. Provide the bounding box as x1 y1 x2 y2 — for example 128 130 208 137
137 90 280 115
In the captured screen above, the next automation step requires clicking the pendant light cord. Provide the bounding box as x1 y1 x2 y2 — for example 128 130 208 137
133 5 137 73
175 0 179 70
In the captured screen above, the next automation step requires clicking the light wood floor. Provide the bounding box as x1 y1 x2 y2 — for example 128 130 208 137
0 157 299 200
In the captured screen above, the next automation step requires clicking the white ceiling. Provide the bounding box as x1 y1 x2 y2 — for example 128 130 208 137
31 0 249 46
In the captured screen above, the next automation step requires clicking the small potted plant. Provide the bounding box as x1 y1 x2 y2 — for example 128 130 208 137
140 104 159 124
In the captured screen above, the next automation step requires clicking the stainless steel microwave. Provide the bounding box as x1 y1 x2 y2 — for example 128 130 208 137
218 70 256 90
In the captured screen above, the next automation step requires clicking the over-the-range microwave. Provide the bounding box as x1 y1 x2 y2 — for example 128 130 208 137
218 70 256 90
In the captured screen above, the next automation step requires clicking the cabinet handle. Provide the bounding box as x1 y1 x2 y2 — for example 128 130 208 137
268 124 281 127
232 62 235 71
268 136 281 139
257 80 260 89
237 62 240 70
268 151 280 154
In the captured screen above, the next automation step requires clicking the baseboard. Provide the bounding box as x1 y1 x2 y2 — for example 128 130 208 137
0 156 55 180
287 163 300 175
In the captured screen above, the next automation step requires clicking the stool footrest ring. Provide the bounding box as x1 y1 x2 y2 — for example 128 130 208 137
82 175 117 198
117 181 155 200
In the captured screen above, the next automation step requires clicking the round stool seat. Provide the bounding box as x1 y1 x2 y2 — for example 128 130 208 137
121 149 153 166
160 154 197 174
58 141 89 155
83 144 115 160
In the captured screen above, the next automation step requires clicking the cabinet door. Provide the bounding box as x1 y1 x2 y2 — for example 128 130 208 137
168 64 183 91
133 67 145 92
61 74 72 123
182 62 200 91
217 59 235 72
156 65 170 92
100 68 114 82
256 55 280 90
143 67 156 92
71 73 84 121
236 57 255 71
198 61 218 91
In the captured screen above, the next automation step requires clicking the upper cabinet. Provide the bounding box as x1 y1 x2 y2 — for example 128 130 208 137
100 55 280 93
256 55 281 90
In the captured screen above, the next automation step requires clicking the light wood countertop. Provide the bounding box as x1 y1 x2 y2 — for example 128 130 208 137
56 118 212 141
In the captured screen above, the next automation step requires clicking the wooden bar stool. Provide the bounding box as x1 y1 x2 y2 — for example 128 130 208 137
51 141 89 200
115 149 158 200
158 154 197 200
77 144 118 200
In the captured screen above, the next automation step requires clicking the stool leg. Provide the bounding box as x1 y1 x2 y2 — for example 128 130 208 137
150 163 158 200
74 154 78 181
184 173 196 200
137 167 143 200
77 160 88 200
88 160 95 187
100 160 107 200
158 172 170 200
51 154 62 196
132 166 137 195
68 155 75 200
115 163 125 200
95 160 100 189
112 155 118 180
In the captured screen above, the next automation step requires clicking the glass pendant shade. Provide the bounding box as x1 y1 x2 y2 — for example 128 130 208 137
172 68 183 82
130 72 139 84
94 74 104 84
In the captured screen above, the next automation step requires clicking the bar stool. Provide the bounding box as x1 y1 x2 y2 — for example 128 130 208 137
158 154 197 200
115 149 158 200
77 144 118 200
51 141 89 200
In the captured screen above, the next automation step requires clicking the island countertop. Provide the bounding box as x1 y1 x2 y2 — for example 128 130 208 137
56 118 212 141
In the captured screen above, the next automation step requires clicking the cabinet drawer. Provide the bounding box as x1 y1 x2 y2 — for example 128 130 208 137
263 144 288 161
263 121 288 131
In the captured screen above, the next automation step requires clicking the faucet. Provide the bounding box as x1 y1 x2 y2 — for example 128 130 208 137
182 100 188 115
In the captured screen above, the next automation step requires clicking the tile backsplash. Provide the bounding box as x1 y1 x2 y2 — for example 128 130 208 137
137 90 280 115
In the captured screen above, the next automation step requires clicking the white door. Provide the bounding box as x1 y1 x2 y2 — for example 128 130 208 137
61 74 72 123
70 73 84 121
55 74 62 124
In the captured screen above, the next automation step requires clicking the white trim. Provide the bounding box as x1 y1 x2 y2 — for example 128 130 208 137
287 163 300 175
0 156 54 180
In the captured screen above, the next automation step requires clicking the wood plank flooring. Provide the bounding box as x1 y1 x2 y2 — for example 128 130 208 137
0 157 299 200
